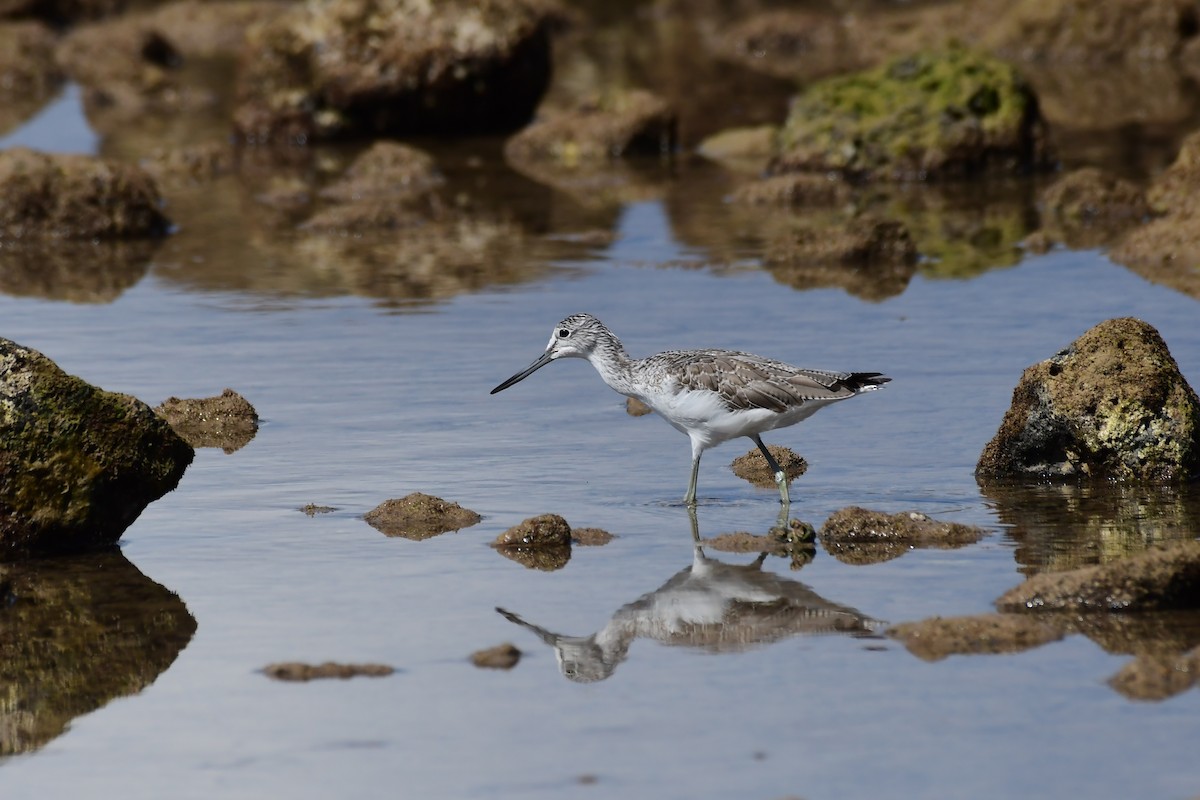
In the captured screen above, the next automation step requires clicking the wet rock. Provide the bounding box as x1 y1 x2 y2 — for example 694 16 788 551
138 143 236 187
995 540 1200 612
317 141 444 204
505 89 677 165
730 444 807 488
820 507 986 565
0 148 171 240
470 642 522 669
716 10 863 82
494 545 571 571
0 22 62 134
233 0 554 144
1108 647 1200 701
625 396 653 417
1111 131 1200 299
570 527 614 546
770 47 1053 181
1037 167 1149 248
300 503 336 516
887 614 1066 661
364 493 481 540
0 551 196 755
0 337 194 559
976 318 1200 481
703 520 817 570
262 662 395 681
764 217 918 268
732 173 852 207
696 125 777 172
154 389 259 453
492 513 572 549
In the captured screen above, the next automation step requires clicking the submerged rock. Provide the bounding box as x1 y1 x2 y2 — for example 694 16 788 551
492 513 572 548
154 389 259 453
261 662 394 681
996 540 1200 612
364 492 481 540
570 527 614 546
0 337 194 559
771 47 1053 181
233 0 555 143
976 318 1200 481
0 148 170 240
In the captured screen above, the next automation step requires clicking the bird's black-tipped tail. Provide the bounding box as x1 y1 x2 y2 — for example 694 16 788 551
841 372 891 393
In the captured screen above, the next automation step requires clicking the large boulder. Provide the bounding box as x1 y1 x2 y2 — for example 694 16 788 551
770 46 1054 181
232 0 556 144
0 338 194 559
977 318 1200 482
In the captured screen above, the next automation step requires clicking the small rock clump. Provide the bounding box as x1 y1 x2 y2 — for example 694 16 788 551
505 89 677 166
470 643 522 669
770 46 1053 181
364 493 481 540
730 444 808 487
819 507 986 564
976 318 1200 482
154 389 259 453
492 513 573 571
1 337 193 559
0 148 170 240
262 662 395 681
995 540 1200 613
570 527 614 546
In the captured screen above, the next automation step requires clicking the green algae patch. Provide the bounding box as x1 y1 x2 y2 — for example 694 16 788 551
0 338 193 559
772 47 1053 181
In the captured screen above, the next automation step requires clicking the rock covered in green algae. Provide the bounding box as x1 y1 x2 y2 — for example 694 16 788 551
976 318 1200 482
0 148 170 240
0 338 193 559
232 0 556 144
770 46 1053 181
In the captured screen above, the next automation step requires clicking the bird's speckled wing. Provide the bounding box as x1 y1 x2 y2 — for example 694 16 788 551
660 350 862 413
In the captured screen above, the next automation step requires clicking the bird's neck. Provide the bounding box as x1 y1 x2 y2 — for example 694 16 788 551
586 335 636 395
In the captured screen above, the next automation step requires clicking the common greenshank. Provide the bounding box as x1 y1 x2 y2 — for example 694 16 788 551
490 313 889 505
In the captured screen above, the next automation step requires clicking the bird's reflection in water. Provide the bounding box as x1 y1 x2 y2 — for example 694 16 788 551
498 537 882 682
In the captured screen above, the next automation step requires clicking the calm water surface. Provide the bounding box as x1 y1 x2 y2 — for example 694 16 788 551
2 115 1200 800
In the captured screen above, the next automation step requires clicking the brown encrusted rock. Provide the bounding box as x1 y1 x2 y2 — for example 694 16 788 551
976 318 1200 481
505 89 677 165
1038 167 1149 247
364 493 481 540
262 662 395 681
1108 647 1200 701
0 337 194 559
570 527 614 546
887 614 1066 661
820 507 986 565
233 0 555 143
730 444 807 488
996 540 1200 612
492 513 572 548
0 148 170 240
763 217 918 267
317 141 444 203
732 173 852 207
154 389 258 453
470 642 522 669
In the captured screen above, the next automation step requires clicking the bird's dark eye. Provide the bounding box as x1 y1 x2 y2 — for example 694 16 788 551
557 328 571 339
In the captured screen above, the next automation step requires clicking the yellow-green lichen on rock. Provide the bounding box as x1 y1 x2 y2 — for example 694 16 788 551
0 338 193 559
977 318 1200 482
771 46 1054 181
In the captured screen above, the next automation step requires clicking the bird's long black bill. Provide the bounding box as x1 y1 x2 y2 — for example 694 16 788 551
490 351 554 394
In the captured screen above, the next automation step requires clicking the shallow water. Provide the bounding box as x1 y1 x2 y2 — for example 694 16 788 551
3 96 1200 799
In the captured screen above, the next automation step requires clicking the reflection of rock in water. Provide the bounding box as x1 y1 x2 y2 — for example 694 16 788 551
0 550 196 755
978 480 1200 574
0 240 156 303
498 543 879 682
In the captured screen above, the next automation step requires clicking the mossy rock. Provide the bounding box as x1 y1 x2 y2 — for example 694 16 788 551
1 337 193 559
771 46 1053 181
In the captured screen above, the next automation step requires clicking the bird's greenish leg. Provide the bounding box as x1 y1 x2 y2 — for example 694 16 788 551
684 453 701 506
752 435 790 505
